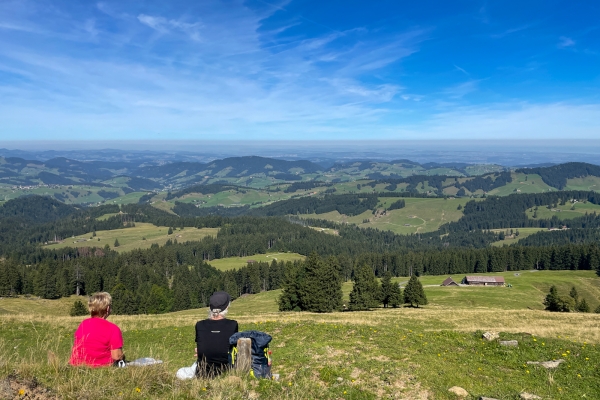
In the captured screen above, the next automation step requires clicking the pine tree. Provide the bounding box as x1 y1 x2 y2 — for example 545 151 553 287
595 304 600 314
111 283 139 315
301 253 342 313
543 285 560 311
168 227 173 235
348 263 380 311
576 298 590 313
569 286 578 302
69 300 89 316
278 264 304 311
403 275 427 308
114 239 120 247
388 281 402 308
380 271 397 308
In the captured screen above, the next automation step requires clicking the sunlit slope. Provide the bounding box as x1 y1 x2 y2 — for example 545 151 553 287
43 223 218 253
303 197 471 234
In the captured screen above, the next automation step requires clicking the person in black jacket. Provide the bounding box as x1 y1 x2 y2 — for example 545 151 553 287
195 291 238 377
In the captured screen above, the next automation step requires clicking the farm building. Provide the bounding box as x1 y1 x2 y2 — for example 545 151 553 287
441 277 459 286
461 276 505 286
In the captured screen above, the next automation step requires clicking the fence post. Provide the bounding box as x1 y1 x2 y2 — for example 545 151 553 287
236 338 252 373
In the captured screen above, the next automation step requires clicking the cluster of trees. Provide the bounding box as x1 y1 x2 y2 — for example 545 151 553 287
278 253 426 313
459 171 512 193
543 285 599 313
255 193 379 216
387 199 406 211
165 184 246 201
283 181 332 193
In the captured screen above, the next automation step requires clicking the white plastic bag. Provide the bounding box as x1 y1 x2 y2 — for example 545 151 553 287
176 362 198 380
128 357 163 366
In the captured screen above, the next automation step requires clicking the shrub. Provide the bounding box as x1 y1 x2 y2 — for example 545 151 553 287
69 300 88 316
576 298 590 313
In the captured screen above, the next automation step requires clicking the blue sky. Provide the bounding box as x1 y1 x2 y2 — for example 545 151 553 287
0 0 599 142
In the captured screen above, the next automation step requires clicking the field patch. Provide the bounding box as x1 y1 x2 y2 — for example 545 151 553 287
207 252 305 271
43 223 219 253
490 227 547 246
564 175 600 191
488 173 554 196
303 197 470 235
527 201 600 220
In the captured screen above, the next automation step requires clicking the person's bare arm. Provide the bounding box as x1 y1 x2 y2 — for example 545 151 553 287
111 348 124 361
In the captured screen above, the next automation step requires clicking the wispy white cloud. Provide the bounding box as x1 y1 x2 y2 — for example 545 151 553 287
558 36 575 48
453 64 469 76
491 24 533 38
442 80 480 99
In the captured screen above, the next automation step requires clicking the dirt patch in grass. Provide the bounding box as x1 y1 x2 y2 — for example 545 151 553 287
0 374 57 400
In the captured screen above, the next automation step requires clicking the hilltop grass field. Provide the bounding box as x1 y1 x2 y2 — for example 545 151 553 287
526 201 600 220
207 253 306 271
43 223 218 253
1 270 599 399
304 197 471 235
489 228 547 247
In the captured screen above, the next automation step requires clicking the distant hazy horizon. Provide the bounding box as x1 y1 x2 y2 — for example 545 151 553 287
3 140 600 166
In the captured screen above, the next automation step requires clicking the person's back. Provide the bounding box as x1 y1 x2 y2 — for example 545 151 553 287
69 292 124 367
195 291 238 377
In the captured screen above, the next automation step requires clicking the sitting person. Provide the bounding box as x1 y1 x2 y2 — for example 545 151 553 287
195 291 238 377
69 292 124 367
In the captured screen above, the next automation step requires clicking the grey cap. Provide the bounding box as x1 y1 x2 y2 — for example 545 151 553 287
209 291 231 311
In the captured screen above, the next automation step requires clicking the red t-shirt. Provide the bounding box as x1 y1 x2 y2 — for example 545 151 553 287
69 317 123 367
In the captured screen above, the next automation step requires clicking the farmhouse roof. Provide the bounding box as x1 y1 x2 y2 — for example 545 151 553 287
441 277 458 286
464 276 505 283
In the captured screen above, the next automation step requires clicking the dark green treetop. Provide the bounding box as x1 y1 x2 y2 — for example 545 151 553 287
348 262 380 311
380 271 402 308
403 275 427 308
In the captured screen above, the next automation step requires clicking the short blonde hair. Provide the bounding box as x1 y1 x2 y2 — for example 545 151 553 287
88 292 112 317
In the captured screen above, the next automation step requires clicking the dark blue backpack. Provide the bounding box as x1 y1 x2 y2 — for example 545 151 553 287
229 330 272 379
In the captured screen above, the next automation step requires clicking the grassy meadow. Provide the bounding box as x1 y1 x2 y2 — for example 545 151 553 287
526 201 600 221
207 253 306 271
43 223 218 253
1 270 600 399
304 197 471 235
489 228 547 247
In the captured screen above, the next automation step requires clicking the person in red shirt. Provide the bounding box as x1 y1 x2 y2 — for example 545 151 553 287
69 292 124 367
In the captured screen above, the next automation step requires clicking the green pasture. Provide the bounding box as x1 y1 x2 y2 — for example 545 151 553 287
207 252 306 271
488 173 554 196
1 271 599 399
43 223 219 253
490 227 547 246
0 185 146 206
110 192 147 205
527 201 600 220
305 197 470 235
564 175 600 191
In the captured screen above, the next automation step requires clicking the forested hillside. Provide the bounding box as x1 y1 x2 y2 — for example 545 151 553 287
1 186 600 315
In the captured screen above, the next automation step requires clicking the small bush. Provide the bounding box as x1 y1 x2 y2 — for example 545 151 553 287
69 300 88 316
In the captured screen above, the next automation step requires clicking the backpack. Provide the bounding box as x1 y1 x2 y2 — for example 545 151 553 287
229 330 272 379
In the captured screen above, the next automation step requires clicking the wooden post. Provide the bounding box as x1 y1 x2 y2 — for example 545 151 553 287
236 338 252 373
